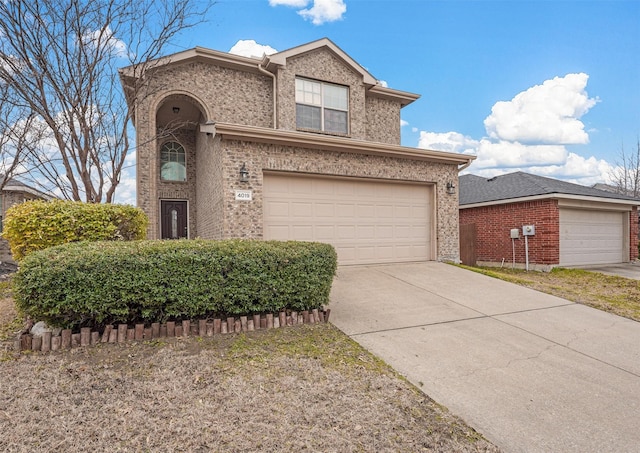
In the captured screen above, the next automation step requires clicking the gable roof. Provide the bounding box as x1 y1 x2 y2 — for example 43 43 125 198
459 171 640 207
263 38 377 85
120 38 420 108
0 175 54 199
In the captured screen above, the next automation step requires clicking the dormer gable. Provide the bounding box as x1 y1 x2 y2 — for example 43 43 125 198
261 38 378 86
260 38 419 108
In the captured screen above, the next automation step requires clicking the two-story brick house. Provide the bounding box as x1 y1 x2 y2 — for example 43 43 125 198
120 38 474 265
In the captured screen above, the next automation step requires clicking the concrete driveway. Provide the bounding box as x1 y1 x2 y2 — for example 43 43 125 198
329 262 640 453
571 262 640 280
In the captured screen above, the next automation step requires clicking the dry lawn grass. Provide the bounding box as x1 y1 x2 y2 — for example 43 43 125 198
463 266 640 322
0 292 498 453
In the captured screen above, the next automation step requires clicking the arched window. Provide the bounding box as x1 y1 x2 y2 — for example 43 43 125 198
160 141 186 181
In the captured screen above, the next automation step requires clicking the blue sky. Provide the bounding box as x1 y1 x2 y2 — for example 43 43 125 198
118 0 639 203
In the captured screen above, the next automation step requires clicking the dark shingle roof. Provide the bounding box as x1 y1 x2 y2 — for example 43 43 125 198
459 171 640 206
0 174 54 199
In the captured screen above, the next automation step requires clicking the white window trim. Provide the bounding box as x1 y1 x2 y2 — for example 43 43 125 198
295 77 349 134
160 141 187 182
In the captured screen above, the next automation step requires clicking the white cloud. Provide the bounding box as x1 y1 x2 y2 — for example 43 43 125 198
378 80 388 87
299 0 347 24
418 131 479 155
400 119 409 127
229 40 278 59
113 167 137 205
465 153 615 188
82 26 129 59
417 73 614 186
484 73 597 145
269 0 308 6
472 140 567 169
269 0 346 25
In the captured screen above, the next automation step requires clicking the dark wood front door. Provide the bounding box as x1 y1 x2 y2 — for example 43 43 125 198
161 200 188 239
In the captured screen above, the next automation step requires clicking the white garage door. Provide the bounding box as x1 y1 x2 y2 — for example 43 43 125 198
263 173 433 265
559 208 626 266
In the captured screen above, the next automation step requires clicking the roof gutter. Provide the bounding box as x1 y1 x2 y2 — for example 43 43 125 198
458 159 473 172
460 193 640 209
210 122 474 165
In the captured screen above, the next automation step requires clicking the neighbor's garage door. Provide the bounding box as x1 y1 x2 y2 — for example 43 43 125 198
559 208 626 266
263 173 433 265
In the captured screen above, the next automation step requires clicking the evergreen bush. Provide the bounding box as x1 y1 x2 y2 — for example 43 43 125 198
13 239 337 329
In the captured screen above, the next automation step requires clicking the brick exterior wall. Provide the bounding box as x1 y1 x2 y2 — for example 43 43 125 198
365 97 402 145
276 48 369 140
460 199 560 267
135 61 273 238
460 201 639 267
133 43 462 262
200 139 460 261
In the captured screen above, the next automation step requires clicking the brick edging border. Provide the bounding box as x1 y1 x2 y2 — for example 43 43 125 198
15 308 331 353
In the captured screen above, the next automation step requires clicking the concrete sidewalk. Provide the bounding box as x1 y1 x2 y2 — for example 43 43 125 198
329 262 640 453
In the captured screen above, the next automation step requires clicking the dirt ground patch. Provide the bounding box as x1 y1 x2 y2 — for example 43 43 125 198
0 317 498 452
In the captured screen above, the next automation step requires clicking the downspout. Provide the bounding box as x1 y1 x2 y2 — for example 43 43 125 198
458 158 473 172
258 63 277 129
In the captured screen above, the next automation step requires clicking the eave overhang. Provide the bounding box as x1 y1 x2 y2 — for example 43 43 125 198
2 183 55 200
205 122 475 167
460 193 640 210
368 85 420 106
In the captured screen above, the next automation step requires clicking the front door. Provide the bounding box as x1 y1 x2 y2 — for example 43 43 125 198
160 200 188 239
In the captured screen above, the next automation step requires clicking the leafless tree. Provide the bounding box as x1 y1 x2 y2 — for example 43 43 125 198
0 90 33 189
609 139 640 198
0 0 209 202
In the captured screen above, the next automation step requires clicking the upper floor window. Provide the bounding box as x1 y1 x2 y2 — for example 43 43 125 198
295 78 349 134
160 141 186 182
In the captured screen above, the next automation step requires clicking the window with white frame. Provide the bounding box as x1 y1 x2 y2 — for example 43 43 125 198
295 78 349 134
160 141 186 181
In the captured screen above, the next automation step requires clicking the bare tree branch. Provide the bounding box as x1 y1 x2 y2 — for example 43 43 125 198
609 138 640 198
0 0 210 202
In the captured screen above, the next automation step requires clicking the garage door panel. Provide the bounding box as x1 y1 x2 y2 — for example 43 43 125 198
289 225 313 239
264 174 433 265
560 209 626 266
315 225 335 240
336 204 354 217
376 225 394 239
336 225 356 239
394 205 411 218
314 203 334 216
376 205 394 218
290 202 312 217
265 225 290 240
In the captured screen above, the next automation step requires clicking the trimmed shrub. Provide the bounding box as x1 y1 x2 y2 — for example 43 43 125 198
13 239 338 329
2 200 148 260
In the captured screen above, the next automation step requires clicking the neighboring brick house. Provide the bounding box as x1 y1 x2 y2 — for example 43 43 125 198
0 177 53 262
459 172 639 269
120 38 474 265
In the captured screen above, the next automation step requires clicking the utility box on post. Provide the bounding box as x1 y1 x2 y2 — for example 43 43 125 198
522 225 535 236
510 228 520 239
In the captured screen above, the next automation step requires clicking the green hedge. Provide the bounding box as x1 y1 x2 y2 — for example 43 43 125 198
13 239 338 329
3 200 148 260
